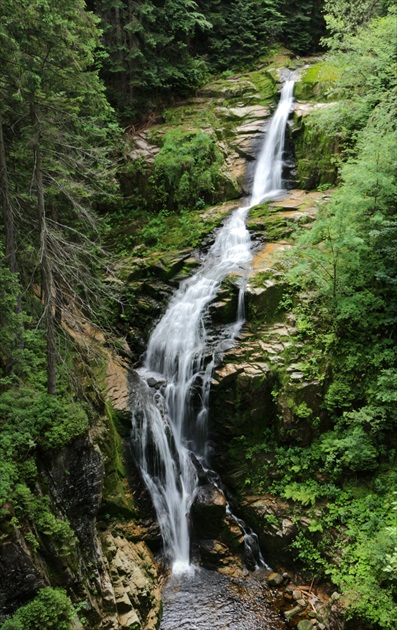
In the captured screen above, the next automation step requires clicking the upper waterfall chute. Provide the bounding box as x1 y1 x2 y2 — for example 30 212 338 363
250 77 295 206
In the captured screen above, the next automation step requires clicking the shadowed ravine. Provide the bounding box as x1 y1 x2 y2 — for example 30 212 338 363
131 76 295 627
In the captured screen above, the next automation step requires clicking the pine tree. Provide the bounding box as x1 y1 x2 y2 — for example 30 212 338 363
0 0 117 393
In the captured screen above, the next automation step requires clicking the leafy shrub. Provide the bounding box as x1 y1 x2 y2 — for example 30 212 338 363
320 427 378 474
151 129 223 212
0 387 89 457
0 588 74 630
284 480 322 506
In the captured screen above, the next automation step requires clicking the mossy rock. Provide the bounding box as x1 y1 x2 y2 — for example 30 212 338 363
210 275 240 324
198 78 258 100
274 375 330 445
247 279 288 324
191 485 227 539
247 70 278 103
210 364 276 442
246 201 270 232
292 113 339 189
294 62 341 101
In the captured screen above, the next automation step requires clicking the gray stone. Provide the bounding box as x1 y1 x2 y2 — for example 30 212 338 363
118 608 140 629
268 572 284 586
297 621 315 630
285 605 303 619
48 435 105 554
191 484 227 539
0 538 47 612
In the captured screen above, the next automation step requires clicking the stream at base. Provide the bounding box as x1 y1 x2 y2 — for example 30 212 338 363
160 568 286 630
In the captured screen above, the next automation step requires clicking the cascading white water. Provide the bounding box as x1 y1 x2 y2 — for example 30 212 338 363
251 77 295 205
131 76 295 573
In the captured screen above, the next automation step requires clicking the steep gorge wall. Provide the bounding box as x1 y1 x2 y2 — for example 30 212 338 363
0 54 341 630
0 342 161 629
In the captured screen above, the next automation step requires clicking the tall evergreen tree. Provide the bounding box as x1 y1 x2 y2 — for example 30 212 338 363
194 0 286 69
0 0 116 393
93 0 211 118
322 0 395 46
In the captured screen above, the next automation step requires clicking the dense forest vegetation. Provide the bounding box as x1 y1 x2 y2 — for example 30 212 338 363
89 0 326 119
248 6 397 626
0 0 396 628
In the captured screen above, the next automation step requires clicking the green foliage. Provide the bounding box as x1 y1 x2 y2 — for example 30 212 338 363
151 129 223 212
94 0 211 118
290 530 328 572
14 485 77 555
0 253 24 374
194 0 286 70
248 11 397 626
320 427 378 474
312 9 397 143
0 0 119 393
0 588 74 630
0 386 89 455
322 0 394 47
294 62 341 101
0 315 89 556
280 0 326 53
284 480 322 506
0 380 87 555
93 0 325 119
137 203 232 254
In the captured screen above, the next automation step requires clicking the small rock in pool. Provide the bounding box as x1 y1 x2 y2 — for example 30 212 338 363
268 572 284 586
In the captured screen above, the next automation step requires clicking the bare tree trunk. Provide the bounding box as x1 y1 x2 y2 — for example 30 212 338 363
30 100 57 395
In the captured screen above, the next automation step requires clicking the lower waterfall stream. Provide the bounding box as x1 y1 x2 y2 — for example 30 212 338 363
131 75 295 627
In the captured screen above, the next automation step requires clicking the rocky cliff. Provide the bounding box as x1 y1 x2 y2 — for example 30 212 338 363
1 52 344 630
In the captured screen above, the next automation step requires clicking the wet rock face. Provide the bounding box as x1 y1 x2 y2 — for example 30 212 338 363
0 437 106 619
191 484 227 539
210 359 276 445
291 106 339 189
208 191 331 464
47 435 104 555
239 495 297 567
0 537 47 614
0 416 162 628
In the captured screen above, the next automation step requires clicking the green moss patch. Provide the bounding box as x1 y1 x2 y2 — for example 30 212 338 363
294 62 341 101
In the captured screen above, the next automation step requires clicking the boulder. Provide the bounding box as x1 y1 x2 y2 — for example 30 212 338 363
268 572 284 586
239 495 297 567
191 485 227 539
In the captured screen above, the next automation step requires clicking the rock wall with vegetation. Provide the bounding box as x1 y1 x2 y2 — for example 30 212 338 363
0 333 161 629
1 1 396 629
207 11 397 630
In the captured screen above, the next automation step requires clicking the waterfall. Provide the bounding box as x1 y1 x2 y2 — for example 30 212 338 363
131 77 295 573
251 77 295 205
